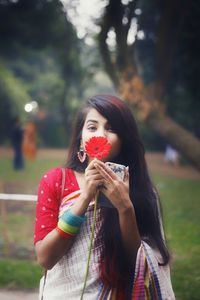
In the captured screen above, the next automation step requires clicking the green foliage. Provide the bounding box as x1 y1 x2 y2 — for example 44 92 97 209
0 63 32 143
8 49 66 111
0 63 31 112
36 114 67 148
0 0 85 146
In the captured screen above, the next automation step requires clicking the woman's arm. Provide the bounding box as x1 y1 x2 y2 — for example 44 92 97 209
117 204 141 261
35 193 90 270
35 228 73 269
35 161 104 270
94 161 141 261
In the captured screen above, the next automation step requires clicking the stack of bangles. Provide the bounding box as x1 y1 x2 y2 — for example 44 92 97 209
56 209 86 238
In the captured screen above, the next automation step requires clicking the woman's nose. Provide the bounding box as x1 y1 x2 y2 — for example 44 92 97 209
96 128 106 137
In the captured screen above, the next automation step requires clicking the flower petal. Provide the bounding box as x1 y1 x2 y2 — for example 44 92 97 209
85 136 111 159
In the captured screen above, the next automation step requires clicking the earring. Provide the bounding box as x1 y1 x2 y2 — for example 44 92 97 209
77 144 86 163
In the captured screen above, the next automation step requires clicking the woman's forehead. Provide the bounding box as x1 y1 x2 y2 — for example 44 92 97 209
84 108 108 124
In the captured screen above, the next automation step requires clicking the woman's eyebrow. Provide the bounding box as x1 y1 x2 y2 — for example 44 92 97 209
86 119 98 124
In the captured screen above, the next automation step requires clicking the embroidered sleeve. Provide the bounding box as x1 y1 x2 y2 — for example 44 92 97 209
34 168 62 244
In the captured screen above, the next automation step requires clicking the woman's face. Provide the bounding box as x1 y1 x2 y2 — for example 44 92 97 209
81 108 121 161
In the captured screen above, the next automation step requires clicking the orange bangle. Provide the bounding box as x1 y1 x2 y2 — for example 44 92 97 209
56 226 74 239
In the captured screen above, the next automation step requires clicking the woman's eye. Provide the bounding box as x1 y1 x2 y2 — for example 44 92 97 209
106 126 115 132
88 126 96 131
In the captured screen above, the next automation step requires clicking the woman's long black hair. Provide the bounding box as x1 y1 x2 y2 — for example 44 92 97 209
66 95 170 289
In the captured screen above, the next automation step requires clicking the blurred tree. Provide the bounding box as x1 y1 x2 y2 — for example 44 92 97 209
98 0 200 169
0 62 32 143
0 0 84 145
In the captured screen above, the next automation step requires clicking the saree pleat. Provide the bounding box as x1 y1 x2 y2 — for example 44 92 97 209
97 242 167 300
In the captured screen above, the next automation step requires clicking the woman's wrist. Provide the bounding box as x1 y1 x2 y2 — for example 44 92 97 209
79 191 91 203
70 192 92 215
56 209 86 239
117 198 134 215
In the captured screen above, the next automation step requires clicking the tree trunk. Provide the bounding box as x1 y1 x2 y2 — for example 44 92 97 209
119 70 200 170
147 114 200 170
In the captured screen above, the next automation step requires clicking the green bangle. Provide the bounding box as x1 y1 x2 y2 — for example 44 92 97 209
61 209 86 227
58 219 79 235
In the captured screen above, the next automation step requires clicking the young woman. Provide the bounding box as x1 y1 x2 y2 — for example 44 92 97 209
34 95 175 299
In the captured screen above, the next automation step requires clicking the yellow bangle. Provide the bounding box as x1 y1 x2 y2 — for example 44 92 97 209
58 219 79 235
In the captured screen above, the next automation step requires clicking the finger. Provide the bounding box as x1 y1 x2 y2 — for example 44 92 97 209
86 168 101 176
93 163 114 182
124 166 129 182
86 158 99 171
94 161 118 180
85 165 101 177
86 174 104 182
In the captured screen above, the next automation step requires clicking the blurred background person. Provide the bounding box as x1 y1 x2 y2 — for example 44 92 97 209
11 116 24 170
22 121 37 160
164 144 179 166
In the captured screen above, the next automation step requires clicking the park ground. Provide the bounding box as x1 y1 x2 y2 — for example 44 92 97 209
0 289 38 300
0 147 200 300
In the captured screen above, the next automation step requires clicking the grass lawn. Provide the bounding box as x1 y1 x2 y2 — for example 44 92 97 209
154 175 200 300
0 155 64 194
0 152 200 299
0 259 42 289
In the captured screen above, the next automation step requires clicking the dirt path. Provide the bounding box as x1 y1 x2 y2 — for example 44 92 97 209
0 289 38 300
145 152 200 180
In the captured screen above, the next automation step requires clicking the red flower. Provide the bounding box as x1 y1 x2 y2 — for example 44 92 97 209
85 136 112 159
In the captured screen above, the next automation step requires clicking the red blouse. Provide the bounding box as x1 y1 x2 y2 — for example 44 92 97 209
34 167 80 244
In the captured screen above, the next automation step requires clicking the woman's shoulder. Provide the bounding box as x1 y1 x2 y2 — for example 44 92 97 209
41 167 62 183
37 167 62 194
38 167 73 200
39 167 75 189
42 167 74 176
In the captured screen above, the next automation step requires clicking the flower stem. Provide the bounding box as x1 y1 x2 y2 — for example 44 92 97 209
80 194 98 300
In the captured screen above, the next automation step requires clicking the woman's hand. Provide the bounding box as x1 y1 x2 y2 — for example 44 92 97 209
82 159 105 201
94 160 141 259
94 160 132 212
